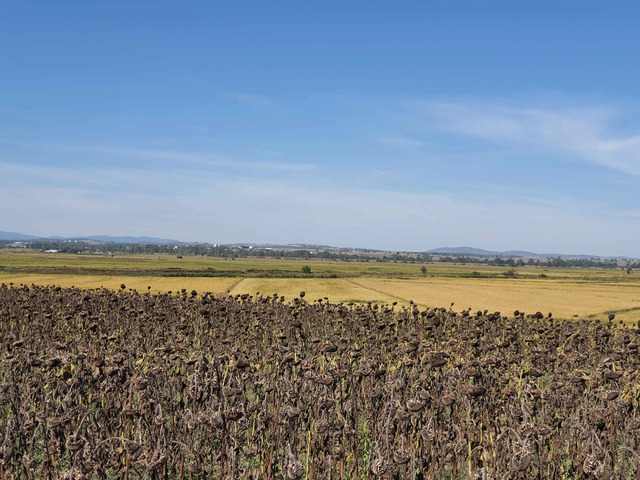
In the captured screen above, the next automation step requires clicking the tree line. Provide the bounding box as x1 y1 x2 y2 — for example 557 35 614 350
1 240 637 269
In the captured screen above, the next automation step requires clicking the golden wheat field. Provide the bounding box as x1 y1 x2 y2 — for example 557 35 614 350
350 277 640 322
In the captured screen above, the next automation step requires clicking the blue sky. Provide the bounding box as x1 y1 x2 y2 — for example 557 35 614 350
2 1 640 256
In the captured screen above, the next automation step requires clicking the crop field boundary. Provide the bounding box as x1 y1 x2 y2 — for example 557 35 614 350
587 306 640 321
344 278 413 305
225 277 246 293
0 265 350 279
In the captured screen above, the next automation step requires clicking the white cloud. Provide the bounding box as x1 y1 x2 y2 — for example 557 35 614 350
1 160 640 256
224 93 277 109
413 100 640 175
378 136 427 150
1 141 316 173
3 96 640 256
91 146 315 172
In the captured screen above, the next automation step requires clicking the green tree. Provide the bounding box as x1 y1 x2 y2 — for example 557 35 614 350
301 265 311 274
420 266 427 276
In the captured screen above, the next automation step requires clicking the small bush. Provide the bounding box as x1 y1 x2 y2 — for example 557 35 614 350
503 268 517 278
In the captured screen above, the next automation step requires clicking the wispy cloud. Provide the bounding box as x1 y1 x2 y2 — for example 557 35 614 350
224 93 277 109
3 94 640 255
86 145 313 172
412 100 640 175
187 125 211 133
2 159 640 255
378 136 427 150
0 140 315 173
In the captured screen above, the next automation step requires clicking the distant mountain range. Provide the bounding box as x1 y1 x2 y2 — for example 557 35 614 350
0 231 182 245
0 231 631 258
426 246 602 259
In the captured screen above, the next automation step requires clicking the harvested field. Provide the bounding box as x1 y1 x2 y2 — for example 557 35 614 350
2 251 640 322
229 278 402 305
353 278 640 323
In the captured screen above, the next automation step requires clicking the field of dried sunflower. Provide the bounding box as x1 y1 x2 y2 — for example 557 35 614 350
1 283 640 479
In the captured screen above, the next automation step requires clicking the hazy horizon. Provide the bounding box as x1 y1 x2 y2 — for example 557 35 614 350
1 230 633 259
3 2 640 257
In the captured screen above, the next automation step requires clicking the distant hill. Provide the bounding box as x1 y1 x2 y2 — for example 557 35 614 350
0 231 41 241
427 246 505 256
77 235 182 244
427 246 601 259
0 231 182 244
